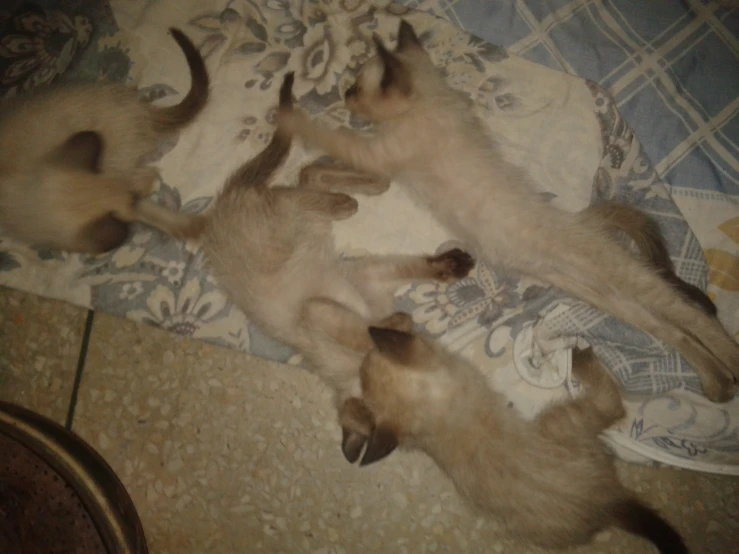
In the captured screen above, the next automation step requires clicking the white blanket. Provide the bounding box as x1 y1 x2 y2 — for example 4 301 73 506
1 0 737 473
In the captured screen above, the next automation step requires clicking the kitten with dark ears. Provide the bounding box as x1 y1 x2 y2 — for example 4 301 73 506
202 73 474 414
340 317 688 553
0 28 209 253
278 20 737 403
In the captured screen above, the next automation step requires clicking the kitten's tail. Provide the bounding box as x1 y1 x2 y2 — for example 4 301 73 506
581 202 716 316
130 199 206 240
150 28 211 133
611 499 689 554
528 205 738 403
221 72 295 195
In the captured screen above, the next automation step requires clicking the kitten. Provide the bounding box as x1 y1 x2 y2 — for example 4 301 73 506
278 20 738 403
340 318 688 553
0 28 209 253
202 73 474 411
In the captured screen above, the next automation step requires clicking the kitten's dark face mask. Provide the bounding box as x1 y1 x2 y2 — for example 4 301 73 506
45 131 131 253
339 321 441 468
342 20 424 122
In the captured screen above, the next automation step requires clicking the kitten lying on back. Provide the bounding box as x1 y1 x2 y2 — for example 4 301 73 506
202 73 474 414
0 28 209 253
340 317 688 553
278 20 737 403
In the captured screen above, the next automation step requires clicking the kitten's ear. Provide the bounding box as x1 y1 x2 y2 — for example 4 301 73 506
48 131 104 173
360 424 398 466
373 34 413 96
368 326 416 364
396 20 422 53
372 33 390 57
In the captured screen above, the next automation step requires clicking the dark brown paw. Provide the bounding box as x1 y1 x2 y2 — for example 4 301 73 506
330 193 359 220
427 248 475 281
298 164 328 188
375 312 414 333
177 214 207 240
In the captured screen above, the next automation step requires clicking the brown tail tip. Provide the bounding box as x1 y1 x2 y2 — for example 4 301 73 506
168 27 186 42
279 72 295 108
150 27 210 133
612 499 689 554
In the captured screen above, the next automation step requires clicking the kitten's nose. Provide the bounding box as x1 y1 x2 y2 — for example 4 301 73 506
344 84 358 99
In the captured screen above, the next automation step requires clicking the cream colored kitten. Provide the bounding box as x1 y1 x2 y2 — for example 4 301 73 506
279 20 738 403
0 28 209 253
202 73 474 410
340 319 688 553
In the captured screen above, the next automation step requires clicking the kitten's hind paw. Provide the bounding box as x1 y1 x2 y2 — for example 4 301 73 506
427 248 475 281
701 371 737 404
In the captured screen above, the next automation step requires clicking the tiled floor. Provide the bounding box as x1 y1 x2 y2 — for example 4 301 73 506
0 288 89 425
1 286 738 554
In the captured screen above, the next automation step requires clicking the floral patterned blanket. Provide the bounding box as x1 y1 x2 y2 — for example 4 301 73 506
0 0 737 473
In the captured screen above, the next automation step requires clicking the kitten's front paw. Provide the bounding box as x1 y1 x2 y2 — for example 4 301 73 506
427 248 475 281
375 312 414 333
298 163 332 188
179 214 207 240
167 214 207 241
131 167 161 196
339 397 374 464
329 193 359 220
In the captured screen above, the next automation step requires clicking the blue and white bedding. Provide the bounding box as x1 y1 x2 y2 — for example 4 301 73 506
1 0 737 473
395 0 739 471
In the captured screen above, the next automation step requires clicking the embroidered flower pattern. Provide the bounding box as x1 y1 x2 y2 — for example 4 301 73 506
0 5 91 97
409 263 521 336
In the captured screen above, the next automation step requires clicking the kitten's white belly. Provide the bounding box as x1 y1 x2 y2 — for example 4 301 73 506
228 254 365 348
331 176 452 257
395 166 551 266
395 172 507 260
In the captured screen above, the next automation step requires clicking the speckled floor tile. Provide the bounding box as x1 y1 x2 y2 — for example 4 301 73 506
0 286 87 424
73 313 739 554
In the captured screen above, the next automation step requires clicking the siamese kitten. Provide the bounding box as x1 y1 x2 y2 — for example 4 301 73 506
334 198 717 455
278 20 737 403
202 73 474 409
0 28 209 254
340 318 688 553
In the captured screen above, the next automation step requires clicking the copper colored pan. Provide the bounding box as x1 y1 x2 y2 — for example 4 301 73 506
0 400 148 554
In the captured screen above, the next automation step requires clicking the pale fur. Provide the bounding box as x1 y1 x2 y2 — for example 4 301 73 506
0 28 209 253
346 325 687 552
279 20 738 403
202 73 474 409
